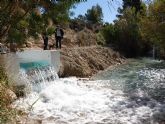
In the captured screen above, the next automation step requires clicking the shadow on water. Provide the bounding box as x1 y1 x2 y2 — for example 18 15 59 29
92 58 165 123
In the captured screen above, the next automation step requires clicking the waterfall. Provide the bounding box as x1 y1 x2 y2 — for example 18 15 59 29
25 65 59 84
19 65 59 93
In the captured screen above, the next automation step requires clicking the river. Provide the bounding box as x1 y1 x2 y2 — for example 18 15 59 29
13 58 165 124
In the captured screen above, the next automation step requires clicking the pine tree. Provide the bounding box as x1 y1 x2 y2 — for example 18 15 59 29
85 4 103 24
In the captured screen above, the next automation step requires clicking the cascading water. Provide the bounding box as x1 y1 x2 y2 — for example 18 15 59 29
25 66 59 84
19 65 59 93
13 58 165 124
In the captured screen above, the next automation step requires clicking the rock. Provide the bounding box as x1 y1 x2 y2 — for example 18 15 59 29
0 83 17 102
26 42 33 48
13 85 26 97
22 44 27 48
6 89 17 101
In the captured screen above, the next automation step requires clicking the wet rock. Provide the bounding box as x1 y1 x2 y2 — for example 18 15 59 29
153 111 165 123
13 85 26 97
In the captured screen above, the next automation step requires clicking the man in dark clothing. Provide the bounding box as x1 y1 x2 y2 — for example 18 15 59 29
42 33 48 50
55 25 64 49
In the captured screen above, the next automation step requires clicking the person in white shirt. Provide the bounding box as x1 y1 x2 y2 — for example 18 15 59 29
55 25 64 49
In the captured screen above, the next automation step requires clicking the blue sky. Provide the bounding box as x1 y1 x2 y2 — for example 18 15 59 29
70 0 123 23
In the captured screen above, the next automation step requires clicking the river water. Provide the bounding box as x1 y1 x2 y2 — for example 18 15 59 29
13 58 165 124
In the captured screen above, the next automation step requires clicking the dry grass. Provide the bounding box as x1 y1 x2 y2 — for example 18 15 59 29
0 66 17 124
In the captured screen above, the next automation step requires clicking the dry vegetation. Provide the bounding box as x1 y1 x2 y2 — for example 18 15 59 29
0 66 16 124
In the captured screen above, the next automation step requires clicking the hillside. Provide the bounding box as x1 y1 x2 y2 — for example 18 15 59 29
18 27 125 78
59 46 125 77
22 28 98 49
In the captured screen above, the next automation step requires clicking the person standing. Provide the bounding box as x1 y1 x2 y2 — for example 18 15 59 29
55 25 64 49
42 33 48 50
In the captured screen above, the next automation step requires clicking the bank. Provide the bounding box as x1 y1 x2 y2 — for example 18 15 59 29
59 46 125 77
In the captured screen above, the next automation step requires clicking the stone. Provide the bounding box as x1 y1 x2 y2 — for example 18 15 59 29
26 41 33 48
6 88 17 102
0 83 17 102
22 44 27 48
13 85 26 97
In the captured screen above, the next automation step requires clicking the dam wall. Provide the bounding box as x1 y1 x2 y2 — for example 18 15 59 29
0 50 60 86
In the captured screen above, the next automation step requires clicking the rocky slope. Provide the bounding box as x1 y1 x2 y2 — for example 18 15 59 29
59 46 125 77
22 28 98 49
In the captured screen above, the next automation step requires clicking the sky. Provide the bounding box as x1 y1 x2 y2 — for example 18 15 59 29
70 0 123 23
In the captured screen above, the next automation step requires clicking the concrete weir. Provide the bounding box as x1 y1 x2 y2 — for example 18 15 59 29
0 50 60 86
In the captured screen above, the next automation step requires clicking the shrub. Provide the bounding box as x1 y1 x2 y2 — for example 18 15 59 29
96 33 106 45
0 66 16 123
47 27 55 36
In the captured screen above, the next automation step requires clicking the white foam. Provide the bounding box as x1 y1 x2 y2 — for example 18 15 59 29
13 78 162 124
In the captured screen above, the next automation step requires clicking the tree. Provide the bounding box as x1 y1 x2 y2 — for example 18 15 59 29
101 23 117 45
100 0 150 57
123 0 142 13
0 0 83 44
139 0 165 57
115 8 143 57
85 4 103 24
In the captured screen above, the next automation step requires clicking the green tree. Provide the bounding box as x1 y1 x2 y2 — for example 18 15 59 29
0 0 83 44
101 23 117 45
115 8 143 57
140 0 165 57
123 0 142 13
85 4 103 24
102 0 146 57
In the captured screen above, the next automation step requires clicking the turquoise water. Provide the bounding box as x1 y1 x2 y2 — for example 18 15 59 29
20 61 50 70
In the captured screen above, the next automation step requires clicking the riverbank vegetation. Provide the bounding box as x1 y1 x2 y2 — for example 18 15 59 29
69 0 165 58
100 0 165 58
0 66 16 123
